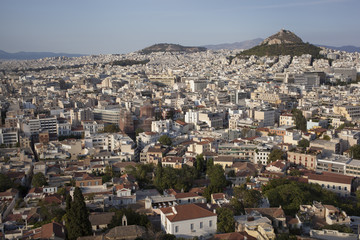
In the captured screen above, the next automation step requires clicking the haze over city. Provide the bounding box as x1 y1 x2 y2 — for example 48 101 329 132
1 0 360 54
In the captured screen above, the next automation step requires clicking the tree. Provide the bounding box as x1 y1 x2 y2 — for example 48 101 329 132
349 145 360 159
158 135 172 146
66 188 92 240
32 172 47 187
234 185 262 208
297 139 309 149
207 164 227 190
323 134 331 141
322 224 353 233
195 154 205 177
229 198 245 215
0 173 12 192
135 128 144 136
216 208 235 233
109 207 150 229
267 149 285 163
103 124 120 133
292 109 307 132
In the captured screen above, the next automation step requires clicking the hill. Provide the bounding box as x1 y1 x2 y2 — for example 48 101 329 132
140 43 206 54
0 50 86 60
202 38 263 50
238 29 322 58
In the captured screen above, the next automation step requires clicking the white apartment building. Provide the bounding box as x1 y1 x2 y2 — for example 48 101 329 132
151 119 173 133
185 110 199 124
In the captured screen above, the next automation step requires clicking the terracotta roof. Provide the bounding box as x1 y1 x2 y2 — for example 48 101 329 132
44 194 63 204
105 225 147 239
245 207 286 219
323 205 339 212
286 216 299 225
29 187 43 194
160 203 216 222
144 131 157 135
306 171 354 185
174 192 200 199
213 232 256 240
175 120 187 126
89 212 115 226
267 160 286 169
40 222 65 239
212 193 225 200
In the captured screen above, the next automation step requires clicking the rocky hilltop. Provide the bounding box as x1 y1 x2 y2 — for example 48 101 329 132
261 29 303 45
140 43 207 54
238 29 322 58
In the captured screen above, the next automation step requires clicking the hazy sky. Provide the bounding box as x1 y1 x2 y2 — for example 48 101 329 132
1 0 359 54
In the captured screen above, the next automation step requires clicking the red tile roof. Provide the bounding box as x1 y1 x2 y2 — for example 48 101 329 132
160 203 216 222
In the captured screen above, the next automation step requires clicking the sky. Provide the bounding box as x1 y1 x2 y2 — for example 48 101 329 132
0 0 359 55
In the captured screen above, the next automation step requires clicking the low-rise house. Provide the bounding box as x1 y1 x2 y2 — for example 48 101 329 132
160 203 217 239
304 171 354 197
235 212 276 240
89 212 115 232
211 193 229 206
265 160 287 173
245 207 287 232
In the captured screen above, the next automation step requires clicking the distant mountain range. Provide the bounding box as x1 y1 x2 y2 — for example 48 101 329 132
140 43 206 54
0 50 86 60
315 45 360 53
202 38 263 50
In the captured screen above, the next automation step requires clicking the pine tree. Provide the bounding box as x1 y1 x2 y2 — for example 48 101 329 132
66 187 92 240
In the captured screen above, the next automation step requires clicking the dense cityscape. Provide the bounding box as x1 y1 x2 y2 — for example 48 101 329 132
0 28 360 240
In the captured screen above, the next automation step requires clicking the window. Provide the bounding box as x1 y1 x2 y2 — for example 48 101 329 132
345 187 347 191
175 226 178 233
191 224 194 231
200 222 203 229
95 181 99 185
209 220 212 227
338 186 341 190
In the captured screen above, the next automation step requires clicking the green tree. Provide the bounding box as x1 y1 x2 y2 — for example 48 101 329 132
275 233 297 240
135 128 144 136
229 198 245 215
158 135 172 146
103 124 120 133
216 207 235 233
322 224 353 233
207 164 227 190
195 154 205 177
297 139 309 149
0 173 12 192
292 109 307 132
262 179 339 216
337 122 355 131
234 185 262 208
323 134 331 141
109 207 150 229
66 188 92 240
267 149 285 163
350 145 360 159
32 172 47 187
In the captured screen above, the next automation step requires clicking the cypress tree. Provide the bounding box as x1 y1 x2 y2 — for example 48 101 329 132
66 187 92 240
